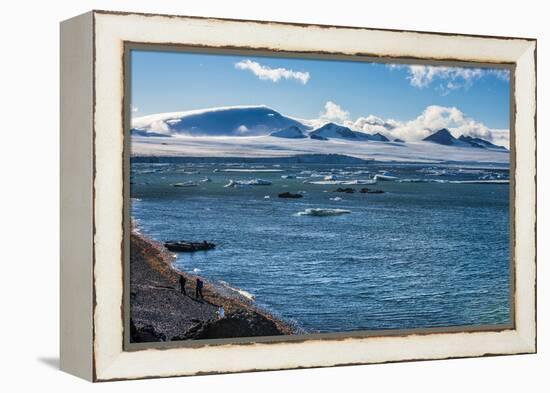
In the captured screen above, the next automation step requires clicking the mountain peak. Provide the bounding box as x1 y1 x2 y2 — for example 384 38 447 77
131 105 305 137
458 135 508 150
423 128 457 145
310 123 370 141
370 132 390 142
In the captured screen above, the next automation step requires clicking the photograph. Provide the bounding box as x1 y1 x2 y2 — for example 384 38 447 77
127 48 513 344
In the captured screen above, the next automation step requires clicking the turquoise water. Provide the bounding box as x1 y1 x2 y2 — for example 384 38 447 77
130 161 511 333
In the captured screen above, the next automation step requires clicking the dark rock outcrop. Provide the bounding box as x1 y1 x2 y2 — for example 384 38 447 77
360 188 385 194
334 187 355 193
278 192 303 198
181 310 285 340
130 319 166 342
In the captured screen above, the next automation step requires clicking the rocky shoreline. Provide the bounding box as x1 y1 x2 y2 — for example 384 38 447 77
130 230 296 343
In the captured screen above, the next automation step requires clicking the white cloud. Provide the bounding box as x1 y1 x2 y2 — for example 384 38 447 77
488 129 511 149
388 64 510 95
408 65 484 89
487 69 511 81
148 120 170 134
350 115 399 134
325 103 509 148
131 105 139 113
378 106 507 148
236 125 250 134
320 101 349 122
235 59 310 84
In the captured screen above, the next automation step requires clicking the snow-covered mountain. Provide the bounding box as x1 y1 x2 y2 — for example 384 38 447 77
458 135 507 150
270 126 307 138
309 123 370 140
370 132 390 142
423 128 507 150
131 105 306 137
422 128 459 145
131 106 509 162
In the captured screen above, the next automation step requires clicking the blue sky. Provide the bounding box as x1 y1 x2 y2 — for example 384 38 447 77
130 49 510 130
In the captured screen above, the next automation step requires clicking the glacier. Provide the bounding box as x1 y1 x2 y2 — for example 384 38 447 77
132 134 509 164
131 105 509 164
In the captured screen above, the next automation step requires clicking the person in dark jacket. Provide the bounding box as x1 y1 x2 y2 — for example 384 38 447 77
179 275 186 295
195 278 204 299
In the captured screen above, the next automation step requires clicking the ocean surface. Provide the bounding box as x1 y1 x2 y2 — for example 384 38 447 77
130 160 511 333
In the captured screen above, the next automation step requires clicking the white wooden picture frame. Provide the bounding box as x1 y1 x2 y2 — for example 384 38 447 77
60 10 536 381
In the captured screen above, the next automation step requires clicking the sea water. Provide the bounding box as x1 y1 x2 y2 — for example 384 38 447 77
130 161 510 333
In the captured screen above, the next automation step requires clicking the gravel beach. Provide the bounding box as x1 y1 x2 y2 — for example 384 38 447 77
130 230 296 342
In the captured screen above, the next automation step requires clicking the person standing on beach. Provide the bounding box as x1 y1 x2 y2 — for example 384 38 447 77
195 278 204 299
179 275 186 295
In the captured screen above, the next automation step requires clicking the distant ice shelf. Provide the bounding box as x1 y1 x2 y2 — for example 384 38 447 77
132 134 509 164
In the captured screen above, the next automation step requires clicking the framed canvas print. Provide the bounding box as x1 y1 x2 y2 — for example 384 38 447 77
60 10 537 382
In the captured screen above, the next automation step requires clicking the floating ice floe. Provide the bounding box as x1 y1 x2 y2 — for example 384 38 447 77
224 178 273 187
200 177 212 183
397 178 427 183
224 180 246 188
172 181 198 187
222 168 284 173
296 208 351 216
449 179 509 184
374 172 398 181
307 179 377 185
343 179 377 185
281 174 296 179
330 197 343 201
397 178 509 184
264 195 270 199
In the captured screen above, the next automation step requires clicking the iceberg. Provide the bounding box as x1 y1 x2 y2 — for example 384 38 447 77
246 178 272 185
307 179 377 185
296 208 351 216
171 181 198 187
224 178 272 187
343 179 377 185
374 172 398 181
224 180 248 188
